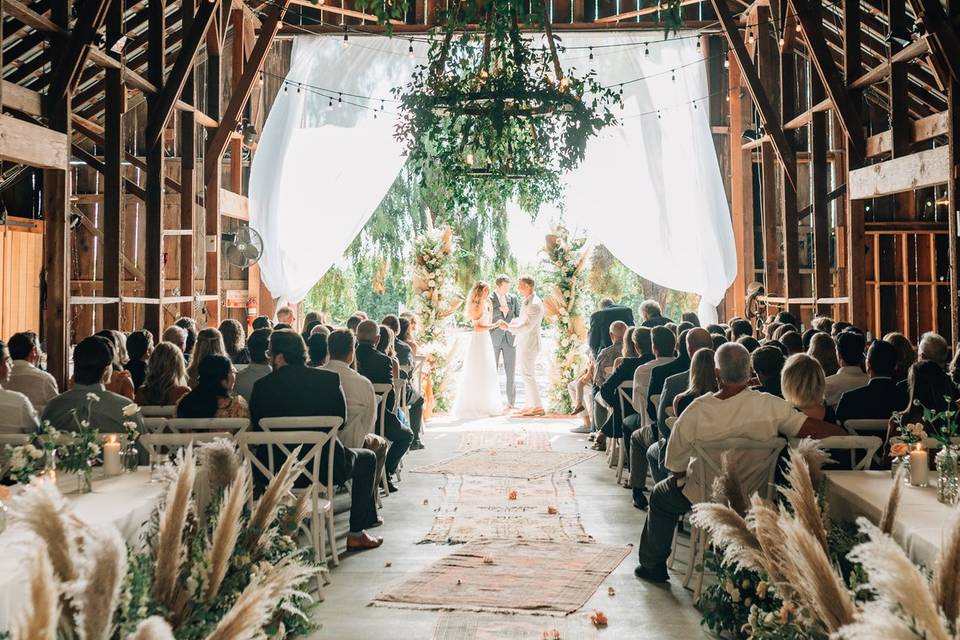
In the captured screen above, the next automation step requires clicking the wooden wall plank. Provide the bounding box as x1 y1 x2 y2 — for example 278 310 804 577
0 114 68 169
849 146 951 199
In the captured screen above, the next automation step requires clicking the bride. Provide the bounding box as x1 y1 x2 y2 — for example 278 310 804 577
452 280 504 419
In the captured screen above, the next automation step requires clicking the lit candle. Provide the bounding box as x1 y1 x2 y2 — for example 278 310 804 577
910 443 929 487
103 435 122 476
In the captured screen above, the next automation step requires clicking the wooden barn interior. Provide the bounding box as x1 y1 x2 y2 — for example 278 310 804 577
1 0 958 389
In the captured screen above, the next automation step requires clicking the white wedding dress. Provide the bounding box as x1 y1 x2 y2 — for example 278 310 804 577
452 301 503 419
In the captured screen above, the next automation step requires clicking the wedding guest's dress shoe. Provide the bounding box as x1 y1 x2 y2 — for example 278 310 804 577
634 564 669 583
346 531 384 551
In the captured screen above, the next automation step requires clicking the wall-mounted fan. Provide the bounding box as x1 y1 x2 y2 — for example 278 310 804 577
222 224 263 269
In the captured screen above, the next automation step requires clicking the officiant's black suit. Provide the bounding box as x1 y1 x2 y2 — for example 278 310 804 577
599 354 652 437
249 362 378 533
355 342 414 475
588 305 635 357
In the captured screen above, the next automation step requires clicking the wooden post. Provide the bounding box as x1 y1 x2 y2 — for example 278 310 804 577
144 0 166 337
179 0 197 319
809 4 831 318
779 34 801 320
756 6 781 303
728 51 755 317
204 34 222 326
101 0 123 329
843 0 868 329
947 0 960 343
41 0 71 388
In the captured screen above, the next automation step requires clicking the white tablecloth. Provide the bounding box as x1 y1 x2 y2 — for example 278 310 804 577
0 469 163 631
825 470 955 568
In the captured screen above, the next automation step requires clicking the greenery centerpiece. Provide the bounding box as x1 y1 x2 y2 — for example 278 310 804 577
541 225 588 413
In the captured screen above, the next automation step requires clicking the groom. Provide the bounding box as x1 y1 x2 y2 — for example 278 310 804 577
502 275 545 417
490 275 521 409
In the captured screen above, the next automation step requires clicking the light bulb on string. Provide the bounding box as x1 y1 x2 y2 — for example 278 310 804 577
671 70 676 81
296 83 301 93
408 40 414 58
657 110 662 119
342 25 349 49
283 82 288 93
723 58 729 69
644 44 649 55
328 97 333 107
338 92 342 103
696 39 701 49
380 100 385 111
589 47 594 60
748 30 755 45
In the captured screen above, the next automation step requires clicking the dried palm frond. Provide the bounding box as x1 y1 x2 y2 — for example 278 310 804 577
282 490 310 535
247 447 302 552
710 452 749 517
13 481 78 582
933 512 960 624
72 526 127 640
127 616 176 640
847 518 949 640
200 438 241 493
204 573 277 640
689 502 764 573
14 544 59 640
261 556 317 622
746 495 791 590
791 438 830 487
779 516 857 633
779 449 827 553
836 609 932 640
879 465 904 536
204 471 249 601
154 445 197 609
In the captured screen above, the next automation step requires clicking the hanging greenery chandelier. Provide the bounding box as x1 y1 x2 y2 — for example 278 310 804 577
359 0 623 210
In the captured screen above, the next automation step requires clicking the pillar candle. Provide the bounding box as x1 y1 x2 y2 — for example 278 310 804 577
910 445 929 487
103 436 122 476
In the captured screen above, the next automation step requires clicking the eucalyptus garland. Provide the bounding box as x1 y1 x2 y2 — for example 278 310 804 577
540 225 589 413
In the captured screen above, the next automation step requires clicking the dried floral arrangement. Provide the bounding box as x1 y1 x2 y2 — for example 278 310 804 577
3 440 319 639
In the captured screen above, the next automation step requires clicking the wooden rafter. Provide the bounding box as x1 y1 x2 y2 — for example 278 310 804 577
594 0 703 22
789 0 866 157
47 0 114 107
291 0 405 24
909 0 960 84
710 0 797 186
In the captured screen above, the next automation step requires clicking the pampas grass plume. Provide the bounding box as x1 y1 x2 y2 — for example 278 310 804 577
779 448 827 553
879 464 904 536
14 544 58 640
204 573 276 640
74 526 128 640
13 481 78 582
204 470 249 601
128 616 176 640
200 438 241 493
247 447 302 552
154 444 197 609
689 503 764 573
933 511 960 624
710 451 749 516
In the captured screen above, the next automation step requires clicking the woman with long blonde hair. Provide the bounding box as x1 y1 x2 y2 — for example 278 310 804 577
452 280 504 418
186 328 228 388
135 342 190 406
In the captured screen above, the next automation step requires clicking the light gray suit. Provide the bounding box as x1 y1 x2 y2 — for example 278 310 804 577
490 291 521 405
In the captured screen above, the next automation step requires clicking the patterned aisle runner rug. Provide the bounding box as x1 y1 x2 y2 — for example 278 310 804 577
422 475 592 544
413 449 598 480
431 612 600 639
456 430 553 452
371 539 631 615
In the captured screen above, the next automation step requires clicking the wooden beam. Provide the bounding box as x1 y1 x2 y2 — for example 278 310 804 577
0 114 68 169
848 146 951 199
144 0 220 150
47 0 114 106
144 0 166 336
849 36 932 89
811 70 831 316
180 0 197 318
205 15 223 324
780 30 801 319
101 0 123 329
947 74 960 343
728 52 754 317
594 0 702 21
710 0 797 186
204 0 291 184
843 0 867 330
910 0 960 84
220 188 249 220
1 80 42 115
865 111 950 157
790 0 867 157
290 0 404 24
783 97 831 130
887 0 911 158
3 0 62 33
71 145 149 201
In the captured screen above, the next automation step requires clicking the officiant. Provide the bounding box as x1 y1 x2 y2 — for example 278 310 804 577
490 275 522 409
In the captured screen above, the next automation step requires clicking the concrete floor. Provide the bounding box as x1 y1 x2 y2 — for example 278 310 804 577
311 415 706 639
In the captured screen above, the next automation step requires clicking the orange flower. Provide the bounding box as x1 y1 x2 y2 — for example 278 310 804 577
590 610 608 627
890 442 910 457
547 505 559 515
508 489 518 500
0 486 10 502
541 630 561 639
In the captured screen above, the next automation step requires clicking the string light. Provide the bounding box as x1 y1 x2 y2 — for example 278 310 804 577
296 83 301 93
342 25 349 49
656 110 662 119
671 69 676 81
589 46 594 60
723 58 730 69
748 30 755 45
408 39 414 58
644 43 649 55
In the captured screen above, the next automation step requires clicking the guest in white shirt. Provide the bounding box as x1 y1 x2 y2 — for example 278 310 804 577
631 326 677 416
234 329 273 403
824 331 869 407
6 331 59 409
0 339 40 433
634 343 844 584
323 329 388 484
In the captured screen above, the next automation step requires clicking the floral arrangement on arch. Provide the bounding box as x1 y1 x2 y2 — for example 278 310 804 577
541 225 589 414
412 225 463 413
4 439 319 640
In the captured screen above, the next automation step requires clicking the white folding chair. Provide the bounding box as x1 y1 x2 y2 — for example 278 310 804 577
666 406 677 418
410 356 426 396
613 381 635 481
671 437 786 601
167 418 250 435
244 417 343 575
372 383 393 497
789 435 883 471
141 405 177 418
843 418 889 435
649 394 662 418
140 432 232 462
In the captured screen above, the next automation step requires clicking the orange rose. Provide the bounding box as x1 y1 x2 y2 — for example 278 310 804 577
590 610 608 627
890 442 909 457
0 486 10 502
547 505 559 515
508 489 518 500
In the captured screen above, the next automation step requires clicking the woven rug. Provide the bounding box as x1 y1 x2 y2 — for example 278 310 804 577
413 449 598 479
422 476 592 544
456 430 553 452
371 539 630 615
432 612 600 639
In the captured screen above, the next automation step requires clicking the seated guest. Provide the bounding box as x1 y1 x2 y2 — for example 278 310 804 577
235 329 272 403
644 329 691 422
780 331 804 357
162 325 188 354
705 324 726 336
250 330 382 550
807 332 840 377
773 324 798 341
630 326 676 419
588 298 635 357
174 317 198 362
619 327 638 361
888 360 955 443
776 311 800 328
751 346 785 397
252 315 273 331
711 334 728 350
135 343 190 407
219 319 250 365
124 330 153 390
570 359 595 431
43 336 145 435
276 306 296 328
307 332 329 368
95 330 135 400
737 336 760 353
836 340 907 424
730 318 753 341
301 320 323 343
811 316 833 334
176 355 249 419
884 332 917 384
397 316 418 355
592 320 629 432
782 354 834 423
346 314 365 334
831 321 852 337
801 328 819 352
595 328 654 439
918 331 950 371
323 329 388 482
639 299 672 328
377 326 401 376
6 331 59 408
186 328 228 388
824 331 868 407
634 343 844 583
680 311 700 327
355 320 414 492
677 321 695 334
672 348 718 418
382 314 425 450
0 339 40 433
763 322 782 341
303 310 325 327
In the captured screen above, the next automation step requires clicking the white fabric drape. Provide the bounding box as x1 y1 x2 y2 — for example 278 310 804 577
250 33 736 320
